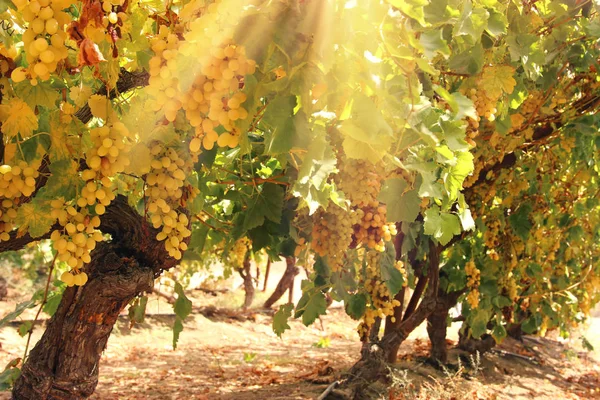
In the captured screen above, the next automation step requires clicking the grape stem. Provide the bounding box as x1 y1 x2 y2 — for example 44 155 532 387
22 252 58 365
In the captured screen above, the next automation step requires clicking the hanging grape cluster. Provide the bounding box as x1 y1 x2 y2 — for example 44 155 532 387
357 250 404 340
0 161 41 241
50 199 103 286
79 121 132 214
10 0 70 83
145 142 193 260
311 203 360 272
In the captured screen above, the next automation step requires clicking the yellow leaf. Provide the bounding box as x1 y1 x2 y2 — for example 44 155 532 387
479 66 517 99
69 85 93 107
15 202 55 238
88 95 115 121
0 98 39 139
124 143 152 175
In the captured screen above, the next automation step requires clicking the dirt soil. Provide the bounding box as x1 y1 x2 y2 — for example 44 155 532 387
0 262 598 400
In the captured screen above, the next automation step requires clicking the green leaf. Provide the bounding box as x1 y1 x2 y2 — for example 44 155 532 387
380 242 405 296
0 366 21 391
0 300 37 328
521 314 542 334
295 289 327 326
491 324 507 343
420 30 450 58
262 96 298 155
172 282 192 349
42 290 63 317
388 0 429 26
469 308 491 338
487 9 508 36
128 296 148 325
14 80 60 109
508 203 532 241
242 183 284 231
444 151 474 201
172 317 184 350
345 293 367 320
173 282 192 320
18 321 32 337
273 303 294 337
379 178 420 223
423 206 462 245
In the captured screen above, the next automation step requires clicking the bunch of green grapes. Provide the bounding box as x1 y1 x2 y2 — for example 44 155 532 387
310 203 360 272
10 0 70 83
145 142 193 260
0 161 41 241
79 121 131 214
50 199 103 285
357 250 403 341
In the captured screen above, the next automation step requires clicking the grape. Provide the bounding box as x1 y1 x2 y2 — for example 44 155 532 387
107 12 118 24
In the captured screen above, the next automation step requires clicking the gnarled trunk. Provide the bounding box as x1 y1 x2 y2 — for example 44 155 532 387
263 256 298 309
239 252 254 310
12 196 183 399
427 289 464 364
344 242 440 397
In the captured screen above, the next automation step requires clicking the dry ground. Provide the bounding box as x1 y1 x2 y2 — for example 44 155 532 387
0 262 598 399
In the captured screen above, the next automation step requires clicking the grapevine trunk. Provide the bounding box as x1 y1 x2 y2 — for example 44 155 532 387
263 256 298 309
12 243 154 400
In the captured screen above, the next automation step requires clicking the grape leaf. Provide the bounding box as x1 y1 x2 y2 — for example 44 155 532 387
380 241 404 296
172 282 192 349
273 303 294 337
345 293 367 320
36 159 83 201
423 206 462 245
0 299 37 328
242 183 284 231
379 178 421 223
295 289 327 326
14 80 60 109
480 66 517 99
15 202 55 238
508 203 532 241
88 95 113 121
0 98 38 139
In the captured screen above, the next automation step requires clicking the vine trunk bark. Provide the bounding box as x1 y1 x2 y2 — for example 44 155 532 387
11 196 183 399
239 253 255 310
344 242 440 398
426 289 464 364
263 256 298 309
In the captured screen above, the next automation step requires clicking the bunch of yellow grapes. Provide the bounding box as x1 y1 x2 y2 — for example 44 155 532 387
465 260 481 308
10 0 70 83
145 142 193 260
80 121 131 214
336 159 385 207
146 26 182 123
311 203 360 272
357 250 402 340
353 202 397 252
0 161 41 241
50 199 103 285
466 87 498 122
230 237 251 267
